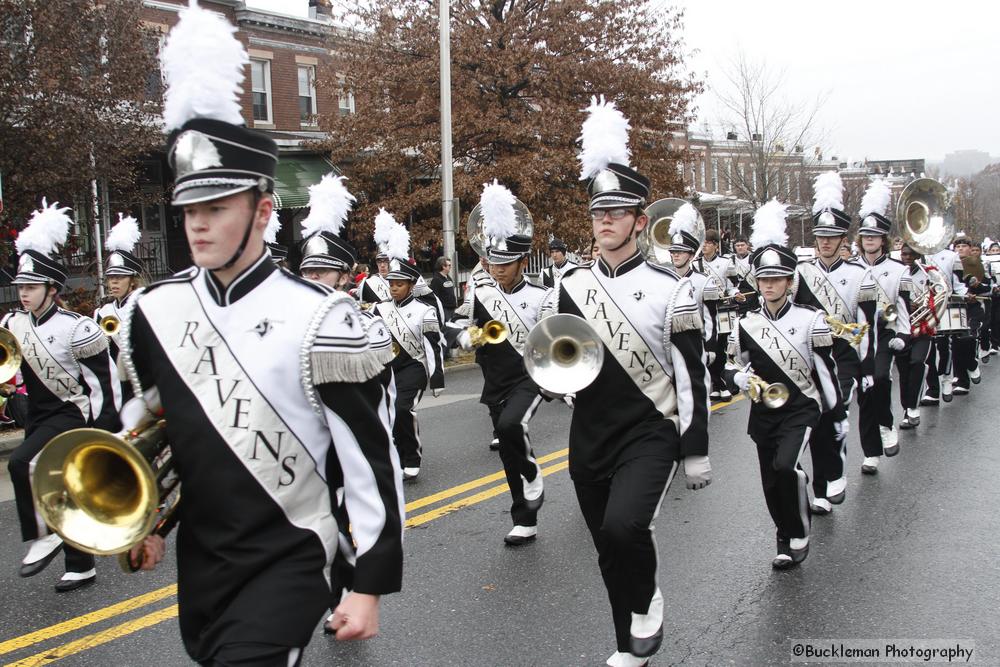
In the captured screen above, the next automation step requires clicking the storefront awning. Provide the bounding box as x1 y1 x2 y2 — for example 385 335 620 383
272 155 337 209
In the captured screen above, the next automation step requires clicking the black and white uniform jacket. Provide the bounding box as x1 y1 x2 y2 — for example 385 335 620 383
728 301 845 424
792 257 878 378
541 252 711 481
729 253 760 312
3 304 121 430
413 276 447 326
359 274 391 304
451 274 549 405
94 291 138 361
119 253 404 660
698 253 735 298
376 294 445 390
675 265 719 348
541 259 579 289
927 248 967 297
860 254 912 341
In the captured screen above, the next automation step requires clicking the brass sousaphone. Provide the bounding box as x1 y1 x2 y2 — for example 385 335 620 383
896 178 955 332
466 197 534 257
0 327 23 380
638 198 706 267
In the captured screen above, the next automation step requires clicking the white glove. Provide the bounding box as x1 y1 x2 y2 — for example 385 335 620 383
833 418 850 439
888 337 905 352
457 330 473 351
861 375 874 392
733 371 752 391
562 394 575 408
683 455 712 490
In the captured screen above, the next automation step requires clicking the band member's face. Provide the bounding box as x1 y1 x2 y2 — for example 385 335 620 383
107 275 134 299
734 241 749 257
183 191 268 270
702 240 717 258
670 250 692 270
480 256 490 270
971 247 981 259
301 267 343 289
591 207 647 252
893 239 903 250
989 246 1000 256
955 243 970 258
860 235 883 254
376 259 390 276
389 279 414 301
757 276 791 303
815 235 843 260
549 249 565 264
900 247 917 266
490 259 525 289
591 243 600 258
18 283 52 313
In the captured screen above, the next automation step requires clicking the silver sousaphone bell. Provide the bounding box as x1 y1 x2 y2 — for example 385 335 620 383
524 314 604 394
466 197 534 257
638 198 705 267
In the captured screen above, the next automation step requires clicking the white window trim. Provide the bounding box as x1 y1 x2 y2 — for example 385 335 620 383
251 58 273 126
337 74 355 116
299 65 318 127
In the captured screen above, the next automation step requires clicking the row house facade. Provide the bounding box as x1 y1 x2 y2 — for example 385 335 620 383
135 0 348 274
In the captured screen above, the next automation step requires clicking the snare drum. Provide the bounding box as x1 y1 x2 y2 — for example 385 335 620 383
717 304 739 335
937 297 969 335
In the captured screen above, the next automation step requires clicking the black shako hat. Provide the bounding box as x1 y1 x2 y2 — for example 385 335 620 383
750 244 798 278
587 163 651 210
106 249 144 276
300 232 357 271
857 212 892 237
487 234 532 265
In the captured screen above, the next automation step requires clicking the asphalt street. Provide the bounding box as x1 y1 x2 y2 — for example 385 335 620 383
0 364 997 666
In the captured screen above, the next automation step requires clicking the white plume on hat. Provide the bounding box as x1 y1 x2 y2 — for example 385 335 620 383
301 173 355 238
106 213 141 253
578 95 631 181
16 199 72 256
858 178 891 219
480 180 517 241
811 171 844 213
161 0 249 131
749 199 789 249
263 209 281 244
385 222 410 261
373 208 396 247
668 202 699 237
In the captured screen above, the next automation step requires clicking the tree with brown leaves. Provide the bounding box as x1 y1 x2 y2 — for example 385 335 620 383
318 0 701 260
0 0 161 262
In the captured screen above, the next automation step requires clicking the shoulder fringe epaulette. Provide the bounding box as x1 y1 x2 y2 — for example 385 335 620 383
663 276 703 349
421 313 440 334
538 289 559 321
808 310 834 350
302 292 386 414
70 317 109 360
857 283 878 302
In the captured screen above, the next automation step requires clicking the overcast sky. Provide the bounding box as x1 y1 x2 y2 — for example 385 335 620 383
248 0 999 162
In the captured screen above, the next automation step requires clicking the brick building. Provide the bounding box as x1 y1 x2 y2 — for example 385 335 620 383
135 0 348 274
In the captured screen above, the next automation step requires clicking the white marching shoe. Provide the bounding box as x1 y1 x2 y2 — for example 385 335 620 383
521 471 545 512
880 425 899 457
503 524 537 546
607 651 649 667
19 534 63 578
970 366 982 384
899 408 920 429
861 456 880 475
629 587 663 658
810 497 833 515
402 467 420 481
940 375 954 402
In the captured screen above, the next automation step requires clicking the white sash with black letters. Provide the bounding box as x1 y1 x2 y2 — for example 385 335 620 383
741 312 819 404
138 287 336 566
798 262 853 321
475 284 531 355
7 315 87 411
366 276 391 302
377 301 425 361
561 270 677 417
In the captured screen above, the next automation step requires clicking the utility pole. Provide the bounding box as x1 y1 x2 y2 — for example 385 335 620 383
438 0 458 297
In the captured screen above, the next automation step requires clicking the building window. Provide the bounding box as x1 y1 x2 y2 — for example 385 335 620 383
298 65 317 124
338 76 355 116
711 159 718 192
251 59 272 123
699 160 706 192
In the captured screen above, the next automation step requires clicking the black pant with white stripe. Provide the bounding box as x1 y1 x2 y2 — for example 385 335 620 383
924 336 952 396
8 418 95 573
487 380 544 527
858 334 893 458
751 411 815 541
391 362 427 468
895 337 931 410
573 437 679 654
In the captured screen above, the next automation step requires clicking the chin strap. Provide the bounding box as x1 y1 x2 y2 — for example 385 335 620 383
607 218 639 253
211 191 262 273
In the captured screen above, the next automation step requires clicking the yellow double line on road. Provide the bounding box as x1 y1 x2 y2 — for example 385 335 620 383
1 396 742 666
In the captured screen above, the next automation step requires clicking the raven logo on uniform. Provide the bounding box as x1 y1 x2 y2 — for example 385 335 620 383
788 327 796 335
47 336 55 343
342 313 356 328
633 291 645 301
840 279 848 285
520 302 528 309
251 319 276 338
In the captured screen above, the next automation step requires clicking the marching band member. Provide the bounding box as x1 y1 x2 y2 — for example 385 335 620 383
263 209 288 267
95 213 146 363
922 240 967 404
954 235 987 393
896 244 933 429
541 237 578 288
544 96 711 667
987 240 1000 354
121 5 403 662
855 179 910 474
791 171 876 515
667 205 721 398
2 200 121 592
358 215 394 304
728 200 843 569
375 215 445 481
452 181 549 545
729 235 760 315
698 229 737 400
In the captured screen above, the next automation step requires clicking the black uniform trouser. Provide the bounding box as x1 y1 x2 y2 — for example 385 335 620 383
808 342 854 498
953 305 983 389
858 329 893 458
895 337 932 410
991 296 1000 349
979 300 992 352
709 333 728 392
8 419 94 573
392 362 427 468
924 336 953 396
573 441 679 653
750 409 816 542
487 381 544 527
200 643 303 667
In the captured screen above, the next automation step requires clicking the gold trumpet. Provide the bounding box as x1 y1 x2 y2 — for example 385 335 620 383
745 374 790 409
0 327 24 379
392 340 401 356
880 304 898 323
467 320 509 347
32 406 178 564
100 315 121 336
825 316 869 346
